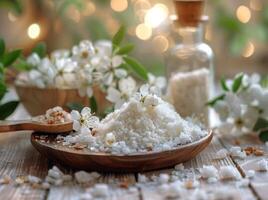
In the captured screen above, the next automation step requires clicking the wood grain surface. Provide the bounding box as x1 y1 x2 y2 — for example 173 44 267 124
0 130 266 199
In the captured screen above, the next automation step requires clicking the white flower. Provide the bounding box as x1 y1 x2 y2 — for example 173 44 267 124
102 55 126 86
27 53 41 67
54 58 77 88
106 77 136 109
51 49 70 61
71 107 100 134
94 40 112 56
242 73 260 88
76 64 94 97
148 73 166 90
72 40 95 64
214 101 229 121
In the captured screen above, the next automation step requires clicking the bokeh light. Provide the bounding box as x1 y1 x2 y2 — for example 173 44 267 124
8 12 17 22
111 0 128 12
152 35 169 52
145 4 168 28
136 23 152 40
243 41 255 57
82 1 96 16
27 23 41 39
236 5 251 23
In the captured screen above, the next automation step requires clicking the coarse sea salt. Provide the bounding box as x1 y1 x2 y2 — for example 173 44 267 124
64 95 208 154
219 166 241 180
200 165 218 179
35 106 71 124
257 159 268 171
230 146 246 159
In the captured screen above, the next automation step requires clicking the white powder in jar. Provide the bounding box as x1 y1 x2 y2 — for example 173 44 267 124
167 68 210 126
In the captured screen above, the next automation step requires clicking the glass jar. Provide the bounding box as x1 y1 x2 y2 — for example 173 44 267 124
165 22 214 126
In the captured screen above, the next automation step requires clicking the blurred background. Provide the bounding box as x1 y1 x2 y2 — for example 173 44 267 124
0 0 267 79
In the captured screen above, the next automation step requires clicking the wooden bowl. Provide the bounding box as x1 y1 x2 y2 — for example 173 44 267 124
15 85 110 116
31 131 213 173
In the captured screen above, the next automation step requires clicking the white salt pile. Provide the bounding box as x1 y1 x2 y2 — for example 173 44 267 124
167 68 210 126
63 91 208 154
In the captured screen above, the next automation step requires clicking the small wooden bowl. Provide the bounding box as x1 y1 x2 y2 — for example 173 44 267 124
15 85 110 116
31 131 213 173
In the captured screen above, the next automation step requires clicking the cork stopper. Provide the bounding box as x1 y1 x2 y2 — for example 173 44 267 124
173 0 205 27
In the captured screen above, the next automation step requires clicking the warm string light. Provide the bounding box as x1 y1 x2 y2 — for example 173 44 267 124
236 5 251 23
27 23 41 39
144 4 169 28
243 41 255 58
152 35 169 52
8 12 17 22
111 0 128 12
135 23 152 40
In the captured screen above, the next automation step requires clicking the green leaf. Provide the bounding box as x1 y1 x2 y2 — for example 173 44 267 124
123 56 148 81
232 73 244 93
253 118 268 132
259 130 268 142
0 39 5 56
206 94 226 107
90 96 98 114
2 49 21 67
220 77 229 91
112 26 126 51
0 101 19 120
32 42 46 58
261 76 268 88
14 58 32 71
66 102 84 112
0 81 7 101
115 44 134 55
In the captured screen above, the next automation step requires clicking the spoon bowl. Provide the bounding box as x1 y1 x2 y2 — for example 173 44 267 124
0 119 73 134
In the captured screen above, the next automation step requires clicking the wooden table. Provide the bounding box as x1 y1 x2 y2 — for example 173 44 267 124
0 103 267 199
0 130 267 200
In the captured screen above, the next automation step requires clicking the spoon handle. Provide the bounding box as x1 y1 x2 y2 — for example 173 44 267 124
0 120 32 132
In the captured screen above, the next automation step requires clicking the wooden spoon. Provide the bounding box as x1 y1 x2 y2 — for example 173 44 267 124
0 119 73 133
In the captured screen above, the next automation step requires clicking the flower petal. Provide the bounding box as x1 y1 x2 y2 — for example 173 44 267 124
106 87 121 103
81 107 91 116
112 55 123 67
72 120 81 131
70 110 81 120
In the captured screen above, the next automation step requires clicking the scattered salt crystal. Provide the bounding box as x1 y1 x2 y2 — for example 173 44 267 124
219 166 241 180
90 184 109 197
207 177 218 184
27 175 41 184
236 178 249 188
200 165 218 179
215 149 228 159
41 182 50 189
174 163 184 171
48 169 62 179
138 174 148 183
230 146 246 159
74 171 99 184
54 179 63 186
265 142 268 147
158 174 169 184
257 159 268 171
245 170 255 179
